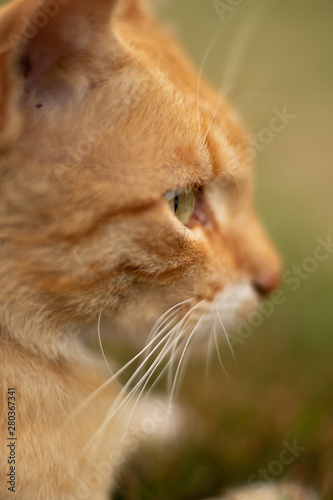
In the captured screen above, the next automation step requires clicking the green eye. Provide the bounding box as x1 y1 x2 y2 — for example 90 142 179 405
165 190 195 225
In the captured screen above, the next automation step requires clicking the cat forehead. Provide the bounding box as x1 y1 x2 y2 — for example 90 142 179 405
80 70 248 191
112 16 252 187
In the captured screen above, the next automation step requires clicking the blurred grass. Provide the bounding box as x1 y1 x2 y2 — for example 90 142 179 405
1 0 332 498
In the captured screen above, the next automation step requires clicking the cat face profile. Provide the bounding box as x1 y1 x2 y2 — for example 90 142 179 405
0 0 281 351
1 2 311 500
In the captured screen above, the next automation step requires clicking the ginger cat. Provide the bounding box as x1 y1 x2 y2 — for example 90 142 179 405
0 0 316 499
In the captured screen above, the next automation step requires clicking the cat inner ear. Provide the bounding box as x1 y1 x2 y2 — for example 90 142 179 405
1 0 121 109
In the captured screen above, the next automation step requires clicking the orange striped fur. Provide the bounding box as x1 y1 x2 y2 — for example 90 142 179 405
0 1 293 499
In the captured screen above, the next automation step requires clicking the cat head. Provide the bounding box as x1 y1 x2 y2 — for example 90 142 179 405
0 0 280 349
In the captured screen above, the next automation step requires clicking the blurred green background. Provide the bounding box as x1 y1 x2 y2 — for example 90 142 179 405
2 0 332 498
115 1 333 499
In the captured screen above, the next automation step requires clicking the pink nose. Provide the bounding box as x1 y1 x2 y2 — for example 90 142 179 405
253 269 281 297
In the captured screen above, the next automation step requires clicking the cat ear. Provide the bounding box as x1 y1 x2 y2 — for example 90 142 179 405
0 0 120 143
0 49 23 145
3 0 120 49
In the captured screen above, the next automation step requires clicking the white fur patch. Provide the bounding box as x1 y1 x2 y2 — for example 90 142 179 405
215 282 258 331
129 395 186 443
217 483 319 500
191 283 258 344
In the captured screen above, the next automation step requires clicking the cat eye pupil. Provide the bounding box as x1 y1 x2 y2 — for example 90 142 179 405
173 192 179 214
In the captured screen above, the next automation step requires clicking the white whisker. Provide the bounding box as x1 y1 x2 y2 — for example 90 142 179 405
216 305 238 366
168 303 207 412
213 319 236 386
145 298 194 350
81 319 190 454
223 4 276 99
97 312 118 380
197 24 224 137
66 309 185 426
203 4 275 143
121 300 206 429
166 300 205 391
139 299 193 378
205 318 215 384
123 328 189 431
82 300 207 452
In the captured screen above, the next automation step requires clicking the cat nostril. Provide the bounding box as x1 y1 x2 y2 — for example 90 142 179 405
253 270 281 297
